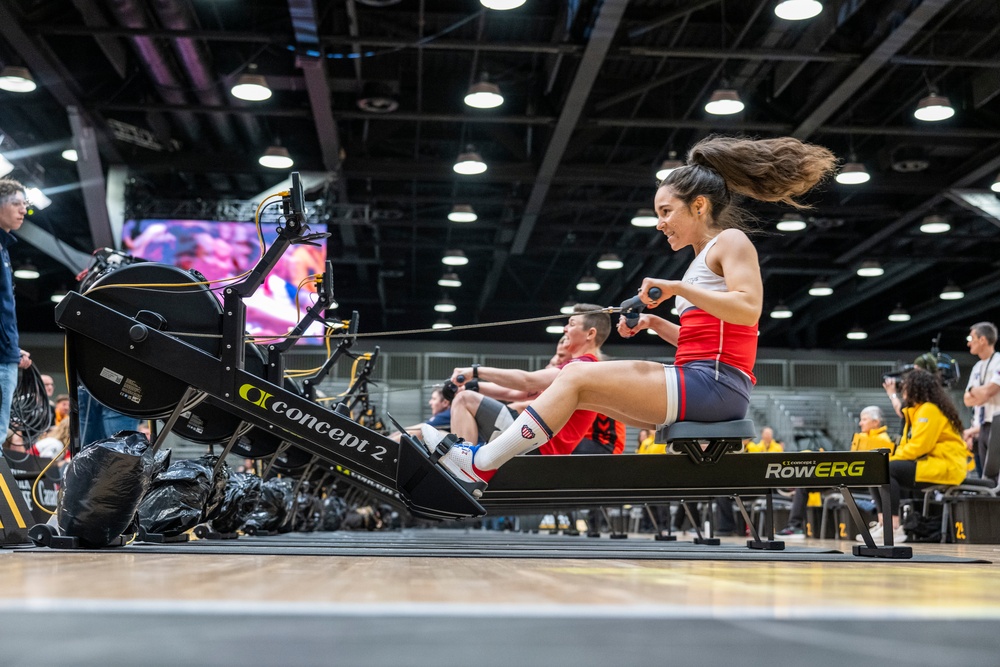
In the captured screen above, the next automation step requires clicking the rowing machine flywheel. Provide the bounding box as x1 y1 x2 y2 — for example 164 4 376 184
73 263 223 419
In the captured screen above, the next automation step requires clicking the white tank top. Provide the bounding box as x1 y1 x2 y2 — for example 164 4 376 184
674 236 725 315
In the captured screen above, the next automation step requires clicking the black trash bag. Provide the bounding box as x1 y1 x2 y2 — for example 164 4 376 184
293 481 324 532
321 494 348 531
58 431 155 548
342 505 384 531
137 456 217 537
243 477 295 533
202 456 233 521
210 472 263 534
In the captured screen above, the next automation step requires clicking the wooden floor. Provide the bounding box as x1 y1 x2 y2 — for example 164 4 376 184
3 533 999 666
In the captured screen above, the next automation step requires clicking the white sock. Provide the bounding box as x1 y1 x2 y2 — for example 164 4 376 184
474 406 553 470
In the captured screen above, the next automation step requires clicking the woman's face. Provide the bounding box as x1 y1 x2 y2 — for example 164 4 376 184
653 187 703 251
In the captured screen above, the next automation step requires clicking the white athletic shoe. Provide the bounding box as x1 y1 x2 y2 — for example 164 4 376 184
420 424 493 485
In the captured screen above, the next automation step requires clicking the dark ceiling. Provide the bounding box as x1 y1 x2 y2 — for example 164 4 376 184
2 0 1000 351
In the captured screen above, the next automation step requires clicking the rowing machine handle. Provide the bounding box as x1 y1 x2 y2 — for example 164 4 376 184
620 287 663 328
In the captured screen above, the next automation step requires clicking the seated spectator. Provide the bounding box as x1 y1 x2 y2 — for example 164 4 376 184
746 426 783 453
389 387 451 443
636 428 665 454
778 406 894 538
53 394 70 425
32 419 71 460
864 368 973 543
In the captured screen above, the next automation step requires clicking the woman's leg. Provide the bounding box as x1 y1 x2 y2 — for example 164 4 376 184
888 460 918 529
473 360 668 471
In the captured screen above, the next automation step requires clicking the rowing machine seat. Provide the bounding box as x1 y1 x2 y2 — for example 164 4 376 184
656 419 756 465
660 419 756 443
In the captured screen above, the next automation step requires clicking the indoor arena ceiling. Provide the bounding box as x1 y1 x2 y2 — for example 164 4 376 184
2 0 1000 351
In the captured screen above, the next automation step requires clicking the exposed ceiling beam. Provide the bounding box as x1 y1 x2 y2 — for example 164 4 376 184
792 0 955 140
67 106 113 250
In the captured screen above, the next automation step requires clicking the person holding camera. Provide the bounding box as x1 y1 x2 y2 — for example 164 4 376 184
875 368 972 542
962 322 1000 480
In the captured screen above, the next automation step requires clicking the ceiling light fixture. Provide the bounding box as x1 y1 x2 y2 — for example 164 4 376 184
914 92 955 122
576 275 600 292
453 147 487 175
442 249 468 266
0 66 37 93
258 145 293 169
438 272 462 288
545 321 565 334
50 289 68 304
481 0 526 9
704 89 744 115
432 318 453 330
596 253 623 270
61 148 78 162
655 158 683 181
776 214 807 232
770 302 793 319
13 264 39 280
888 304 911 323
356 81 399 113
447 204 477 223
991 173 1000 193
856 260 884 277
631 209 658 227
919 214 951 234
560 300 577 315
25 187 51 210
464 78 504 109
230 72 272 102
0 154 13 177
434 296 457 313
836 162 870 185
940 282 964 300
775 0 823 20
846 325 868 340
808 280 833 296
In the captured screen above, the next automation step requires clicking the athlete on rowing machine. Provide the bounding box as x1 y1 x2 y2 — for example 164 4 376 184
426 135 838 486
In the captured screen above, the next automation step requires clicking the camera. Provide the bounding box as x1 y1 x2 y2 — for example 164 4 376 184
882 333 961 389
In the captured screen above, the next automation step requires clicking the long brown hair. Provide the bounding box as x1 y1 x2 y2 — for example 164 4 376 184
901 368 963 434
659 136 837 231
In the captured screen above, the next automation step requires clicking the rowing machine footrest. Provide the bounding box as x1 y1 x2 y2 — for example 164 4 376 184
693 537 721 546
609 533 628 539
430 433 462 463
748 539 785 551
138 527 190 544
654 533 677 541
852 544 913 559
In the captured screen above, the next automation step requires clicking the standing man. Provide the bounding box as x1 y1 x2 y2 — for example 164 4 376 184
0 178 33 438
963 322 1000 478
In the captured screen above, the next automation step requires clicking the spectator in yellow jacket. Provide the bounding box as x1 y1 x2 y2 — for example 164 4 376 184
746 426 784 453
636 427 665 454
875 368 973 543
851 406 896 453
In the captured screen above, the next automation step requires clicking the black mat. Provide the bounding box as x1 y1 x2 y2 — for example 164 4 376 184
14 529 990 562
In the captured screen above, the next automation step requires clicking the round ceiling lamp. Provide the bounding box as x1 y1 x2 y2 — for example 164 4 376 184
230 73 272 101
432 318 453 330
776 214 807 232
775 0 823 21
846 326 868 340
448 204 477 223
808 280 833 296
0 66 37 93
769 302 793 319
596 253 623 270
914 93 955 122
434 296 457 313
438 272 462 288
856 260 884 277
442 249 469 266
655 159 683 181
453 148 487 175
888 305 911 323
258 146 293 169
576 275 600 292
919 215 950 234
836 162 870 185
464 80 504 109
631 209 658 227
704 89 744 115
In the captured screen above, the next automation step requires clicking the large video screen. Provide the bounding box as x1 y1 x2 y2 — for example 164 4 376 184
122 219 328 345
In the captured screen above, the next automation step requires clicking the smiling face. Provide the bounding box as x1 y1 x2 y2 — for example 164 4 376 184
0 190 28 234
653 186 708 251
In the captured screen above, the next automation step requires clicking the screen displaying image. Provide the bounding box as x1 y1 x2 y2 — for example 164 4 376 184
122 219 328 345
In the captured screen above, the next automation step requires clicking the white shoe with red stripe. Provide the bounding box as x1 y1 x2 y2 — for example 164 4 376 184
420 424 495 484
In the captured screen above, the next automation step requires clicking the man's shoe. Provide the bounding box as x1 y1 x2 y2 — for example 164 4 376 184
420 424 495 484
776 526 806 539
